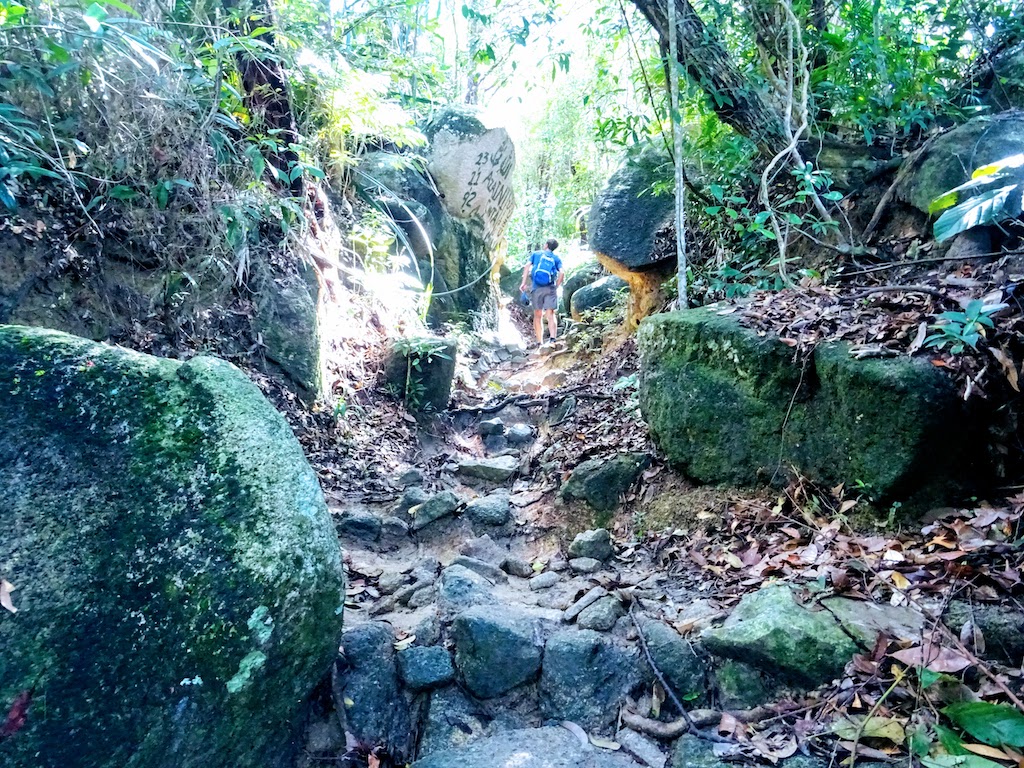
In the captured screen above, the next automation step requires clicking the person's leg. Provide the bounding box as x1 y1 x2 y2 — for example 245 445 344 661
545 309 557 340
533 310 543 344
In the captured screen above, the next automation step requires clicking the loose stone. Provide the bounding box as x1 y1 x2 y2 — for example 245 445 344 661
529 571 560 591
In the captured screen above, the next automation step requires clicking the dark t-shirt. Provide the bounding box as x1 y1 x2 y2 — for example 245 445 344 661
529 250 562 287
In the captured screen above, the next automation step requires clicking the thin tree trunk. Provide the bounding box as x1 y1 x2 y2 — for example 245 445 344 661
223 0 303 196
630 0 789 156
667 0 687 309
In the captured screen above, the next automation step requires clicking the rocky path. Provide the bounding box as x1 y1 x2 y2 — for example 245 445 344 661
300 335 1016 768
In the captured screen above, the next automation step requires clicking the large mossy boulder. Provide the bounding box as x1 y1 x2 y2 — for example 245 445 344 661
896 111 1024 213
0 325 345 768
588 149 674 327
560 259 605 314
637 308 979 509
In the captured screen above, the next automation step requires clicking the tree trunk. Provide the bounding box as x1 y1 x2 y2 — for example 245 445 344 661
223 0 303 196
630 0 789 156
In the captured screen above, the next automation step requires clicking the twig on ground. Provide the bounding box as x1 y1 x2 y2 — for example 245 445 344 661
621 705 778 740
626 601 732 744
839 284 948 302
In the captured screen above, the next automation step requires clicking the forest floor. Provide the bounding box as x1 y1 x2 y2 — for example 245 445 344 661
272 293 1024 768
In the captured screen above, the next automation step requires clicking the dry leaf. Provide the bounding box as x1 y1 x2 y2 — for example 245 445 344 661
1 580 16 614
989 347 1020 392
560 720 588 747
588 734 620 751
909 322 928 354
963 743 1015 761
891 643 973 673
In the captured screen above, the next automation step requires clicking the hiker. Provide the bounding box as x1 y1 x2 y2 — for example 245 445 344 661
520 238 563 346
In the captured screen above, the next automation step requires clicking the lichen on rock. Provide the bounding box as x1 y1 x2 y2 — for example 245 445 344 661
0 325 345 768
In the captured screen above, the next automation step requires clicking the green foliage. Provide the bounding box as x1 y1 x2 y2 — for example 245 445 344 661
943 702 1024 747
924 300 997 354
931 154 1024 242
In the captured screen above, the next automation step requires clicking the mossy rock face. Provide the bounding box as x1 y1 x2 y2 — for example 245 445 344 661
560 259 605 313
588 149 673 272
0 325 345 768
638 308 979 510
895 111 1024 213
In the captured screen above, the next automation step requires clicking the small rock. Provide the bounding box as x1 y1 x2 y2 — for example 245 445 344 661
381 516 411 540
459 534 506 565
548 553 569 572
529 571 560 591
340 623 413 757
412 611 442 647
701 584 857 688
398 646 455 691
617 729 667 768
409 557 442 584
457 456 519 482
577 595 625 631
715 659 771 710
506 423 535 445
337 510 383 542
397 467 425 488
540 629 641 730
640 619 707 706
451 555 508 584
478 418 505 436
452 605 543 698
564 586 609 622
501 558 534 579
569 557 603 574
378 570 408 595
945 600 1024 665
568 529 614 561
395 486 430 514
410 490 462 531
548 395 577 426
561 453 651 513
482 434 509 454
408 585 438 608
542 370 567 388
438 565 493 611
465 490 512 526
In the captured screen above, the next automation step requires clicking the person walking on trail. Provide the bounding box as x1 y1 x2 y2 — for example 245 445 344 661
520 238 563 346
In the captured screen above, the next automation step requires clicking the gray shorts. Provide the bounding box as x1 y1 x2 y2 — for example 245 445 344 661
531 284 557 310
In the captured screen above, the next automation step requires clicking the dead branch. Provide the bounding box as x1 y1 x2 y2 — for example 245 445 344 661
621 705 778 740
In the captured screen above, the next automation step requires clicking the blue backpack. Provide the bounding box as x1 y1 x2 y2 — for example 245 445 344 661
532 250 558 286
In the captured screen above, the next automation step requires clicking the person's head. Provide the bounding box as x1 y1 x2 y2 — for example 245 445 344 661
545 238 558 251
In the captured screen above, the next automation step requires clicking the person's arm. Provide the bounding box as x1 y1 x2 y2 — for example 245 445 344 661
520 260 531 290
555 258 564 287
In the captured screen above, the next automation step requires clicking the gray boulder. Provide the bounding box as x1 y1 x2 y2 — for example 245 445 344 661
540 630 642 731
437 565 493 612
0 325 345 768
337 509 383 542
715 659 772 710
457 455 518 482
944 600 1024 666
410 490 462 531
562 454 651 515
339 623 414 758
506 423 535 445
413 726 643 768
576 596 625 631
570 275 630 320
561 260 606 314
452 605 544 698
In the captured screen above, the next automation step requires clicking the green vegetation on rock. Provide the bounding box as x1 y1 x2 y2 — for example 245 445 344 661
0 325 345 768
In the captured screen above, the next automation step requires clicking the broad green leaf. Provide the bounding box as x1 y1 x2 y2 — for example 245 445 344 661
944 702 1024 748
0 182 17 211
99 0 138 16
929 172 1014 215
83 2 107 32
934 184 1020 242
972 153 1024 179
936 724 971 755
108 185 137 200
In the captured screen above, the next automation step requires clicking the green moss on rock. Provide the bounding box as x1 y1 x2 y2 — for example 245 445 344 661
638 308 979 510
0 325 345 768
